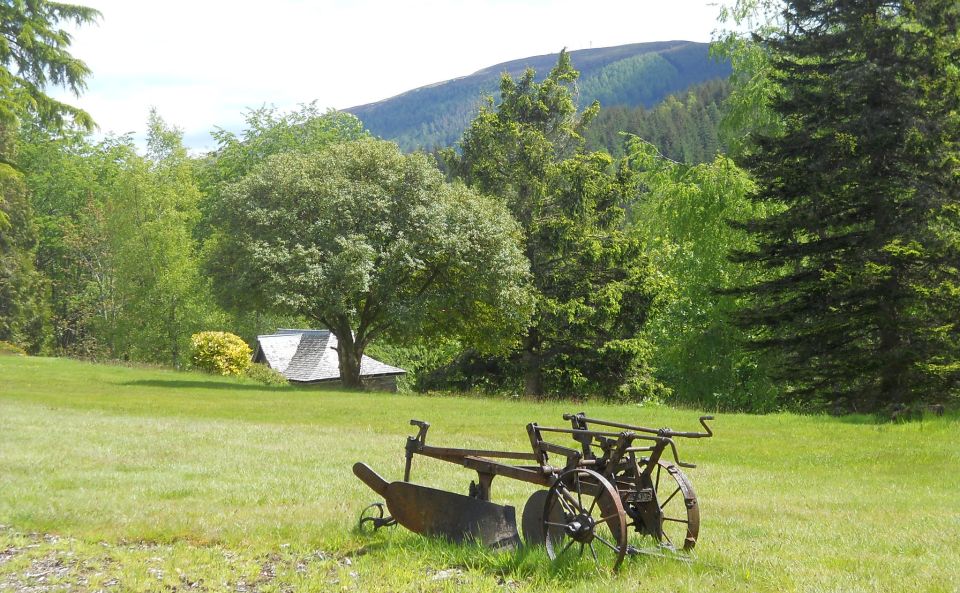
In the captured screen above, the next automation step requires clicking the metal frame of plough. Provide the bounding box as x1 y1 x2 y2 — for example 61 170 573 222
353 412 714 571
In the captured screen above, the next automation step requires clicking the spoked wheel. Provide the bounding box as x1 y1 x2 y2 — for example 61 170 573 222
647 460 700 551
543 468 628 571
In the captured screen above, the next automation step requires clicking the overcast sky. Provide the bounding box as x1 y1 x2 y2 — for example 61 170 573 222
56 1 726 151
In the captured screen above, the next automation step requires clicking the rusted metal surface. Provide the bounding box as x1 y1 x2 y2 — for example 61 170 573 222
382 481 521 549
354 412 714 570
353 462 389 496
353 462 521 548
520 490 550 544
544 468 628 569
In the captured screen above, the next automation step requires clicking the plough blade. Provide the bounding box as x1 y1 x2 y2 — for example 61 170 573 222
353 462 521 549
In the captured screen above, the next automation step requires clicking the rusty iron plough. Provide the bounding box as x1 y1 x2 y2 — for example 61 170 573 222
354 412 714 570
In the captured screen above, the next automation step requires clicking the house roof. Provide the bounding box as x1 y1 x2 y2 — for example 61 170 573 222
254 329 405 383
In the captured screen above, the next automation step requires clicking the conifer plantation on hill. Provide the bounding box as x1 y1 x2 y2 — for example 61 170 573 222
347 41 730 150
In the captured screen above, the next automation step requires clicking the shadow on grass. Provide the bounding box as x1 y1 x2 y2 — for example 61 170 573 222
830 409 957 426
119 379 292 392
353 529 677 584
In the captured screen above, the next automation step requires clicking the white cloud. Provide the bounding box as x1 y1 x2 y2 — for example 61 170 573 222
53 0 723 151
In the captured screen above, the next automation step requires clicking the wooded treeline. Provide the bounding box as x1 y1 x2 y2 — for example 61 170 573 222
585 79 729 162
1 1 957 414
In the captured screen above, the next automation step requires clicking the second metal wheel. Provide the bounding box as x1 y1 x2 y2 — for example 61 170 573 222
542 468 628 571
649 460 699 551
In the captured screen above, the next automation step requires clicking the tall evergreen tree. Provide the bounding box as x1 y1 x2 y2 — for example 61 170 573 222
0 130 48 352
445 52 666 400
729 0 960 411
0 0 97 352
0 0 98 132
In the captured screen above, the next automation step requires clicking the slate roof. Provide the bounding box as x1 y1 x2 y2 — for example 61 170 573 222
253 329 406 383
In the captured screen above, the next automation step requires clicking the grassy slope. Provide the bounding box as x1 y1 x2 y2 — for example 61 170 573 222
1 356 957 592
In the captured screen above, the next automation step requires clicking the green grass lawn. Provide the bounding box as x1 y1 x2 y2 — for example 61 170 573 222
1 356 958 592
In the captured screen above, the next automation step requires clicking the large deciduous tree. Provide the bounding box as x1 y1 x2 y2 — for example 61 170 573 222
728 0 960 411
111 111 215 365
202 103 367 188
205 138 534 388
626 138 777 411
197 104 369 335
18 114 218 364
445 51 666 400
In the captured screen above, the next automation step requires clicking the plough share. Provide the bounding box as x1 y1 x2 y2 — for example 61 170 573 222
354 412 714 570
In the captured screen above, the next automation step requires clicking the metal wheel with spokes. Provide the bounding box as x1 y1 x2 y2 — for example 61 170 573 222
647 460 700 551
543 468 628 571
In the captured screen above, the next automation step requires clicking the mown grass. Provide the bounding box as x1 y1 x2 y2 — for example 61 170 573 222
1 356 958 592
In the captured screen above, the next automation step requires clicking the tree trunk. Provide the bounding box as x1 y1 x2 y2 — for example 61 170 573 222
523 327 543 397
335 330 364 389
876 276 906 409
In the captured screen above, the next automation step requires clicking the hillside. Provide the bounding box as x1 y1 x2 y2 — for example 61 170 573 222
585 78 731 162
347 41 731 150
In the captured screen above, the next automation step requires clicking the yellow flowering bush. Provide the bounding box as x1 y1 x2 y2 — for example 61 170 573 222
190 331 252 376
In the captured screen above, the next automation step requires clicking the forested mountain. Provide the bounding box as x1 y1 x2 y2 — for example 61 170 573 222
348 41 730 150
585 78 730 162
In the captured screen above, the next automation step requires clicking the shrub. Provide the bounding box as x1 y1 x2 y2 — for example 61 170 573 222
244 362 289 386
190 331 252 376
0 341 27 356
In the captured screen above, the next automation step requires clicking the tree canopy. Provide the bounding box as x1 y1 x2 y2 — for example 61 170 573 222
205 138 534 387
203 103 367 187
445 51 666 400
727 0 960 411
1 0 97 352
0 0 98 132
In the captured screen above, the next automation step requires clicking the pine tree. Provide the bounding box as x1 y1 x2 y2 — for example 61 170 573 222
729 0 960 412
0 0 98 131
0 1 98 352
446 51 666 400
0 129 48 352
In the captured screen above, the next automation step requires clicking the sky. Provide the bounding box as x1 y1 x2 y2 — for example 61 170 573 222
56 0 726 151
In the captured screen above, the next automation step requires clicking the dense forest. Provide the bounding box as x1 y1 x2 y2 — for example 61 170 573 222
1 1 957 414
584 79 729 162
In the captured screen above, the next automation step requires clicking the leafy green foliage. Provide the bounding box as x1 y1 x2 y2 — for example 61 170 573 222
0 1 97 355
115 112 218 364
197 104 369 335
0 156 48 353
242 362 289 386
17 115 222 364
349 42 730 150
189 331 252 376
711 0 785 157
18 128 126 358
728 0 960 411
626 139 777 411
445 51 667 400
0 0 98 131
202 103 367 188
205 138 534 387
364 339 462 392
